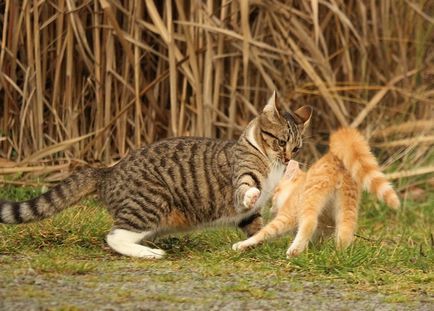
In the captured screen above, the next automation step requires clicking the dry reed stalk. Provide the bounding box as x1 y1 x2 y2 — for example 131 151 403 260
0 163 70 174
167 0 178 137
32 0 44 151
386 166 434 180
350 69 420 128
0 0 432 184
372 120 434 138
134 0 143 148
374 135 434 148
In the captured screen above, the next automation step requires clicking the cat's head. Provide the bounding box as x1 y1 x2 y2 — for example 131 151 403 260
245 92 312 165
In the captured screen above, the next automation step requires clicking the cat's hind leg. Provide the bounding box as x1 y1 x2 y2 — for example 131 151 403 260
106 228 165 259
335 176 360 250
105 196 170 259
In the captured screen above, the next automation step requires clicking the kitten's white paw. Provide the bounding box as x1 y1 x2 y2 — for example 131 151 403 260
232 241 247 251
336 234 354 250
243 187 260 210
286 244 305 258
232 237 257 251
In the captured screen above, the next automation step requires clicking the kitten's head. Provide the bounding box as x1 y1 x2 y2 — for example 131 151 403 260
245 92 312 165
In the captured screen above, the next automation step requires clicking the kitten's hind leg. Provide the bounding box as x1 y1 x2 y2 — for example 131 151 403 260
286 188 331 257
106 228 166 259
335 177 360 250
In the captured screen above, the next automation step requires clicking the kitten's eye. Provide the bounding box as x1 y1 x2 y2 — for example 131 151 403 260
278 139 286 147
292 147 300 153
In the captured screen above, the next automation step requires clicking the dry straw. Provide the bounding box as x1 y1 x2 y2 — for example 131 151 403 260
0 0 433 182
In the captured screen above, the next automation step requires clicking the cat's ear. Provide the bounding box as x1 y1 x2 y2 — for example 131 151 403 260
293 105 312 133
263 91 283 118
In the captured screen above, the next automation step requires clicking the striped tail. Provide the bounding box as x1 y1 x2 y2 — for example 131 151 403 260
0 167 101 224
329 128 400 209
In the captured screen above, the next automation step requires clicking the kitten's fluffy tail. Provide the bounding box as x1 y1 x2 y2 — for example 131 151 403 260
329 128 400 209
0 167 102 224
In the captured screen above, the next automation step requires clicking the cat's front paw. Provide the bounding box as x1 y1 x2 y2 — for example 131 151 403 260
232 237 258 251
243 187 260 210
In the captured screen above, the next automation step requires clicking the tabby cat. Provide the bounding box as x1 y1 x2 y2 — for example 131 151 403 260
232 128 400 257
0 92 312 259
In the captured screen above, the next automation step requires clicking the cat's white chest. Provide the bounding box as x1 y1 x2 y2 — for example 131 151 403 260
254 163 286 210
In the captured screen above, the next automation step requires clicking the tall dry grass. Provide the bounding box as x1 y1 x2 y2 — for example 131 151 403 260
0 0 433 182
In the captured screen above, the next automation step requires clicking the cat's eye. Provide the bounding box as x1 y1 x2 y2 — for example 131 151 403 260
278 139 286 147
292 147 300 153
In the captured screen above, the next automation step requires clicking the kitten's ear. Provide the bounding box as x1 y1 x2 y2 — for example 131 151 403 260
293 105 312 133
263 91 283 118
284 160 300 179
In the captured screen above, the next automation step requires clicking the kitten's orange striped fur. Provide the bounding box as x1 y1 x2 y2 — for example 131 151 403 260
233 128 400 257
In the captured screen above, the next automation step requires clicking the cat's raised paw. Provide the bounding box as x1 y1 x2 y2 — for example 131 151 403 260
243 187 260 210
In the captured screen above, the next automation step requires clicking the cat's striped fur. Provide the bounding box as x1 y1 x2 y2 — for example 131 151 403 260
0 92 312 258
233 128 400 257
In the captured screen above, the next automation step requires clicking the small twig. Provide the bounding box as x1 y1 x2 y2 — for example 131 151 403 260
354 234 377 242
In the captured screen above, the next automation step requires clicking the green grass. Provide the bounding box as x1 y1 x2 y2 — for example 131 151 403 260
0 184 433 306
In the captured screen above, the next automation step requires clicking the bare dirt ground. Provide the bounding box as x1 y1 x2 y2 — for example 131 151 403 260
1 263 432 311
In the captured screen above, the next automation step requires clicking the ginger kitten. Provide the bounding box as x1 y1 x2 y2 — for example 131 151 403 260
233 128 400 257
